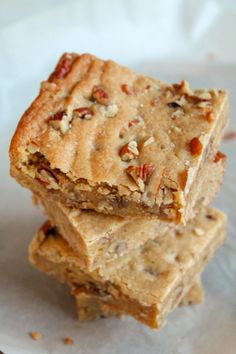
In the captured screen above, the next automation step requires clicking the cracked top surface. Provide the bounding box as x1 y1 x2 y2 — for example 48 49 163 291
10 53 228 201
31 207 226 306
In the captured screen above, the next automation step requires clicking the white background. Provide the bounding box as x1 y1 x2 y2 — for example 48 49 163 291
1 1 236 353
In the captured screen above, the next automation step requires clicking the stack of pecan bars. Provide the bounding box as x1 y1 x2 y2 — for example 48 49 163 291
9 53 229 329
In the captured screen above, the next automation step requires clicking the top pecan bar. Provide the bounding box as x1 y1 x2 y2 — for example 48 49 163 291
9 53 229 222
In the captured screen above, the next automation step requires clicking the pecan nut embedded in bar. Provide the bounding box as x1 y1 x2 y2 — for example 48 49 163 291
9 53 229 222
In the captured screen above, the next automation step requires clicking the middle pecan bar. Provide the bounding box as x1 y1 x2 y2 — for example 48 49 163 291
9 53 229 222
38 151 225 271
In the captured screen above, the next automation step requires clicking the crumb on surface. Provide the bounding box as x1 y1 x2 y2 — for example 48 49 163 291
30 331 42 340
63 336 74 345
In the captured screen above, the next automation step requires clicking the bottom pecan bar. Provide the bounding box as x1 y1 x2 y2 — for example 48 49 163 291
29 207 226 329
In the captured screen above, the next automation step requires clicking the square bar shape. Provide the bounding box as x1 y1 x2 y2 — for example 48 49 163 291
10 53 229 222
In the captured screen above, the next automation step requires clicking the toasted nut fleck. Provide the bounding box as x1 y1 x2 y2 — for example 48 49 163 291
76 182 92 191
120 140 139 161
48 111 71 134
30 331 42 341
173 80 192 95
36 169 59 189
143 137 155 147
214 151 226 163
48 111 66 122
197 92 212 100
74 107 93 120
128 116 145 128
189 137 203 156
210 88 222 97
27 141 40 154
105 104 118 117
63 337 74 345
193 228 204 236
197 101 211 108
97 187 111 195
162 207 176 218
92 86 109 105
171 109 183 119
205 111 214 122
97 200 113 212
173 191 185 207
162 188 174 205
172 126 182 133
126 164 155 191
121 84 133 95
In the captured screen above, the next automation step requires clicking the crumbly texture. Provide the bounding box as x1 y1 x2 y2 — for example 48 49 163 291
75 277 204 321
40 152 226 271
10 53 229 222
29 208 226 329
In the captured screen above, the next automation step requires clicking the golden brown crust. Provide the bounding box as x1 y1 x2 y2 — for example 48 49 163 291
10 53 229 221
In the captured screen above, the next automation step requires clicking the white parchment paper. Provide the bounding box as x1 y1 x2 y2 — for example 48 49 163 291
1 1 236 353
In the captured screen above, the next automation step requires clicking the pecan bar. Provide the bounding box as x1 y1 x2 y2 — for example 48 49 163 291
10 53 229 222
39 152 226 271
75 277 204 321
29 207 226 329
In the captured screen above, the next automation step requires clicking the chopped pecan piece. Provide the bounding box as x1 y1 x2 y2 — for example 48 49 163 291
92 86 109 105
128 116 144 128
189 137 203 156
74 107 93 120
100 104 118 117
121 84 133 95
36 168 59 189
143 136 155 147
171 109 183 119
193 227 204 236
214 151 226 163
63 337 74 345
206 111 214 122
49 54 74 80
126 164 155 191
120 140 139 161
48 111 71 134
48 111 66 122
27 141 40 154
30 331 42 341
172 80 192 95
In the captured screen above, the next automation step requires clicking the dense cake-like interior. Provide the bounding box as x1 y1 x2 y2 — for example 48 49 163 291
10 53 229 222
40 152 226 271
75 277 204 321
29 208 226 328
